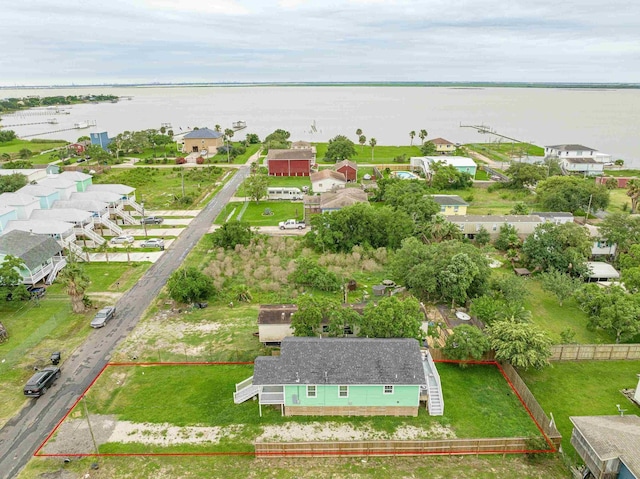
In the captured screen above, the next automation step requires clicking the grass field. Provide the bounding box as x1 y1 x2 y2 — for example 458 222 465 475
215 200 304 226
523 279 614 344
92 166 227 210
0 262 149 429
48 361 542 456
467 143 544 163
438 185 535 215
0 139 67 156
19 452 569 479
521 360 640 459
603 168 640 177
314 143 423 164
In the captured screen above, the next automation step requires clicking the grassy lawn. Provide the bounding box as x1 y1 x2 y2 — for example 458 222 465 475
50 361 541 455
438 185 535 215
466 143 544 163
19 452 569 479
314 143 423 164
605 188 631 213
521 360 640 460
603 168 640 177
126 142 259 165
92 166 226 210
523 279 614 344
0 138 67 157
0 262 150 429
0 297 91 428
215 200 304 226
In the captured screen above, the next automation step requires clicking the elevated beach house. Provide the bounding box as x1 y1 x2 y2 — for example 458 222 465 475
179 128 224 154
0 230 66 285
233 337 444 418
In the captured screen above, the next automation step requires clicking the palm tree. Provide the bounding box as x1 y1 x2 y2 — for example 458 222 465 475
224 128 234 163
358 135 367 152
369 138 377 162
627 179 640 213
356 128 362 139
419 129 428 145
98 242 110 263
214 124 221 132
58 262 91 313
409 131 416 146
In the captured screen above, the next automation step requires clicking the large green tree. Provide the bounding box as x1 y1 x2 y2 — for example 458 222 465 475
291 296 336 337
263 129 291 150
324 135 356 162
0 173 27 193
539 269 583 306
391 237 490 302
359 296 423 340
505 162 546 189
443 325 490 362
167 267 215 304
244 172 268 204
536 176 609 213
210 220 254 249
0 255 29 302
626 179 640 214
289 257 341 292
599 213 640 259
431 165 473 190
488 320 553 370
521 222 592 276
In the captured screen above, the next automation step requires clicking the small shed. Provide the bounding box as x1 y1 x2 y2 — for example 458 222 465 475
514 268 531 277
586 262 620 282
334 160 358 182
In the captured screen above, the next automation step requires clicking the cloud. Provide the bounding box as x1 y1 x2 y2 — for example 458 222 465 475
0 0 639 85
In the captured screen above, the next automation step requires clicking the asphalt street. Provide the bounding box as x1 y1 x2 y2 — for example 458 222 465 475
0 165 249 479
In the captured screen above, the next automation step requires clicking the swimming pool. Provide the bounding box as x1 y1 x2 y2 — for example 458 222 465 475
393 171 420 180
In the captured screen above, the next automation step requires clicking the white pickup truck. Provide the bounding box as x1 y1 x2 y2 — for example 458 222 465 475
278 219 306 230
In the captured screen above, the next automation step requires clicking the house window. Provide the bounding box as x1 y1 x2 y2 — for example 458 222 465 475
384 385 394 395
440 206 445 212
339 386 348 398
492 224 497 231
454 206 459 212
307 385 317 398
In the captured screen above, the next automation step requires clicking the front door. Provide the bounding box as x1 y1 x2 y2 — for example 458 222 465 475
192 146 199 152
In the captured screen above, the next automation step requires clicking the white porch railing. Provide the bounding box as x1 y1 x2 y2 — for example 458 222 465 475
96 214 123 235
127 198 144 215
46 257 67 284
422 350 444 416
74 226 106 245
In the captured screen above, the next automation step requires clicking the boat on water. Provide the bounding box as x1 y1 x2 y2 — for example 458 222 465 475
73 120 96 129
232 120 246 131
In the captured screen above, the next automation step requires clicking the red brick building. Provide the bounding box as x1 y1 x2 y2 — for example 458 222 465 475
267 149 314 176
334 160 357 182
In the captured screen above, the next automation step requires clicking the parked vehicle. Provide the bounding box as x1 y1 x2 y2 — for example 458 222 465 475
278 219 306 230
141 216 163 225
110 235 134 244
268 187 304 201
91 306 116 328
140 238 165 248
27 286 46 299
24 366 61 397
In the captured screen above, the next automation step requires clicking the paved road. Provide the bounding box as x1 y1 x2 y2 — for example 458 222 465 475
0 166 249 479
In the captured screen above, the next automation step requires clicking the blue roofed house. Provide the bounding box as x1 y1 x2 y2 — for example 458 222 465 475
0 230 66 285
233 337 444 418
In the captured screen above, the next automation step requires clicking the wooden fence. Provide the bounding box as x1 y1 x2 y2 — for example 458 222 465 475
499 362 562 448
255 437 551 457
550 344 640 361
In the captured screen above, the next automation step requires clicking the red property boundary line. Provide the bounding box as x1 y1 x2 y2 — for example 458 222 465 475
34 359 556 458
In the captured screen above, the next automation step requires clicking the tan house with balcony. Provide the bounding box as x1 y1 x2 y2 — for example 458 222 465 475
180 128 224 154
431 138 457 155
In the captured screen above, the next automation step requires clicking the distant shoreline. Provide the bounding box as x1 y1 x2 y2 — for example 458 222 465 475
1 81 639 90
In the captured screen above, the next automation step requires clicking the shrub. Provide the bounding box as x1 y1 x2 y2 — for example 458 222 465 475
175 157 186 165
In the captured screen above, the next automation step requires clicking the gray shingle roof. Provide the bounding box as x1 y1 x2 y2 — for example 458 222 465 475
430 195 468 206
547 144 595 151
253 337 426 386
320 188 368 210
0 230 62 270
183 128 223 139
570 415 640 476
446 214 543 223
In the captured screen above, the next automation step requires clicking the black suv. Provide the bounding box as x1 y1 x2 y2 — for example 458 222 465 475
24 366 61 397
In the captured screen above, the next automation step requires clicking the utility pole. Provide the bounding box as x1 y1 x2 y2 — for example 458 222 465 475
141 202 147 237
82 395 100 455
586 194 593 222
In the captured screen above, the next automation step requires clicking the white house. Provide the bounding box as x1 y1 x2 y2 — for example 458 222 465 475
533 212 575 225
0 168 47 183
37 177 78 200
446 214 543 239
562 158 604 176
0 193 41 220
584 224 617 258
545 144 611 165
310 170 347 193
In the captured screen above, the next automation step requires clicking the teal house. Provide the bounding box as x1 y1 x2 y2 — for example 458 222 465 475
234 337 444 417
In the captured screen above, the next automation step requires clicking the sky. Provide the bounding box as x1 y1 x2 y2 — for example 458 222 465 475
1 0 639 86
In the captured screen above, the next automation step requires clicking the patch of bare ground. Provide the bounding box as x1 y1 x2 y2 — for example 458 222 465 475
41 415 244 454
115 309 223 360
256 422 456 442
